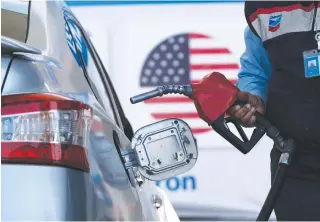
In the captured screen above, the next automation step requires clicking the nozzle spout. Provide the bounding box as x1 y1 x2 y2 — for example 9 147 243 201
130 88 160 104
130 85 192 104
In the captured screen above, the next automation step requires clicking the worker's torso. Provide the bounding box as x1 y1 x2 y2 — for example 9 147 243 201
245 1 320 177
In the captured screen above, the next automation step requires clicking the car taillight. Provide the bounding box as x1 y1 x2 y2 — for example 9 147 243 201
1 93 93 172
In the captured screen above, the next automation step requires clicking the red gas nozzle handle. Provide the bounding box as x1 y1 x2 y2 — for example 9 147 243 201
190 72 271 154
190 72 239 124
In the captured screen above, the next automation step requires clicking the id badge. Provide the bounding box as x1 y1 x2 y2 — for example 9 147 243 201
303 32 320 78
303 49 320 78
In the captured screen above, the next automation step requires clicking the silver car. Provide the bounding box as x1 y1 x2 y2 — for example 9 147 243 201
1 0 198 220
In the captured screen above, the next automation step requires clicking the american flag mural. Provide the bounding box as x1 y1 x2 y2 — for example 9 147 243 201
139 33 239 135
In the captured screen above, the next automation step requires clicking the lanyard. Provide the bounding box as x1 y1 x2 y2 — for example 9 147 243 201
314 2 320 49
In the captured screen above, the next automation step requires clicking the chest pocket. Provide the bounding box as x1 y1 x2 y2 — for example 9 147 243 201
248 2 316 42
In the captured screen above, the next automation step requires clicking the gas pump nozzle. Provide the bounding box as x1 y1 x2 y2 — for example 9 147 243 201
130 71 296 221
130 85 193 104
130 72 272 154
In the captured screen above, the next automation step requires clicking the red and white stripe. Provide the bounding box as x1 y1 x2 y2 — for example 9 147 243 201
144 33 240 135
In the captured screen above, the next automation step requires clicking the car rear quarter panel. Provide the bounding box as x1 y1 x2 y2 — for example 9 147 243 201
1 54 146 220
1 165 92 221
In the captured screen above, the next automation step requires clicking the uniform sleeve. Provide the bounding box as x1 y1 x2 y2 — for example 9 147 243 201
236 27 272 103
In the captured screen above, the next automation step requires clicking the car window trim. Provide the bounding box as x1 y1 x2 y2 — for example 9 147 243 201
84 28 134 140
85 35 125 127
65 17 123 129
89 41 132 134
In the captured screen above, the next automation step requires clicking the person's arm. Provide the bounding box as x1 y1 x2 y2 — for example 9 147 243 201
236 27 272 104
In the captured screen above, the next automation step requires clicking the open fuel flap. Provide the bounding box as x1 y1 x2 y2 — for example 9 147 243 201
121 118 198 181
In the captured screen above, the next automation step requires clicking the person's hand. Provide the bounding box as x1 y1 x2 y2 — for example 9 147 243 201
227 91 265 127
